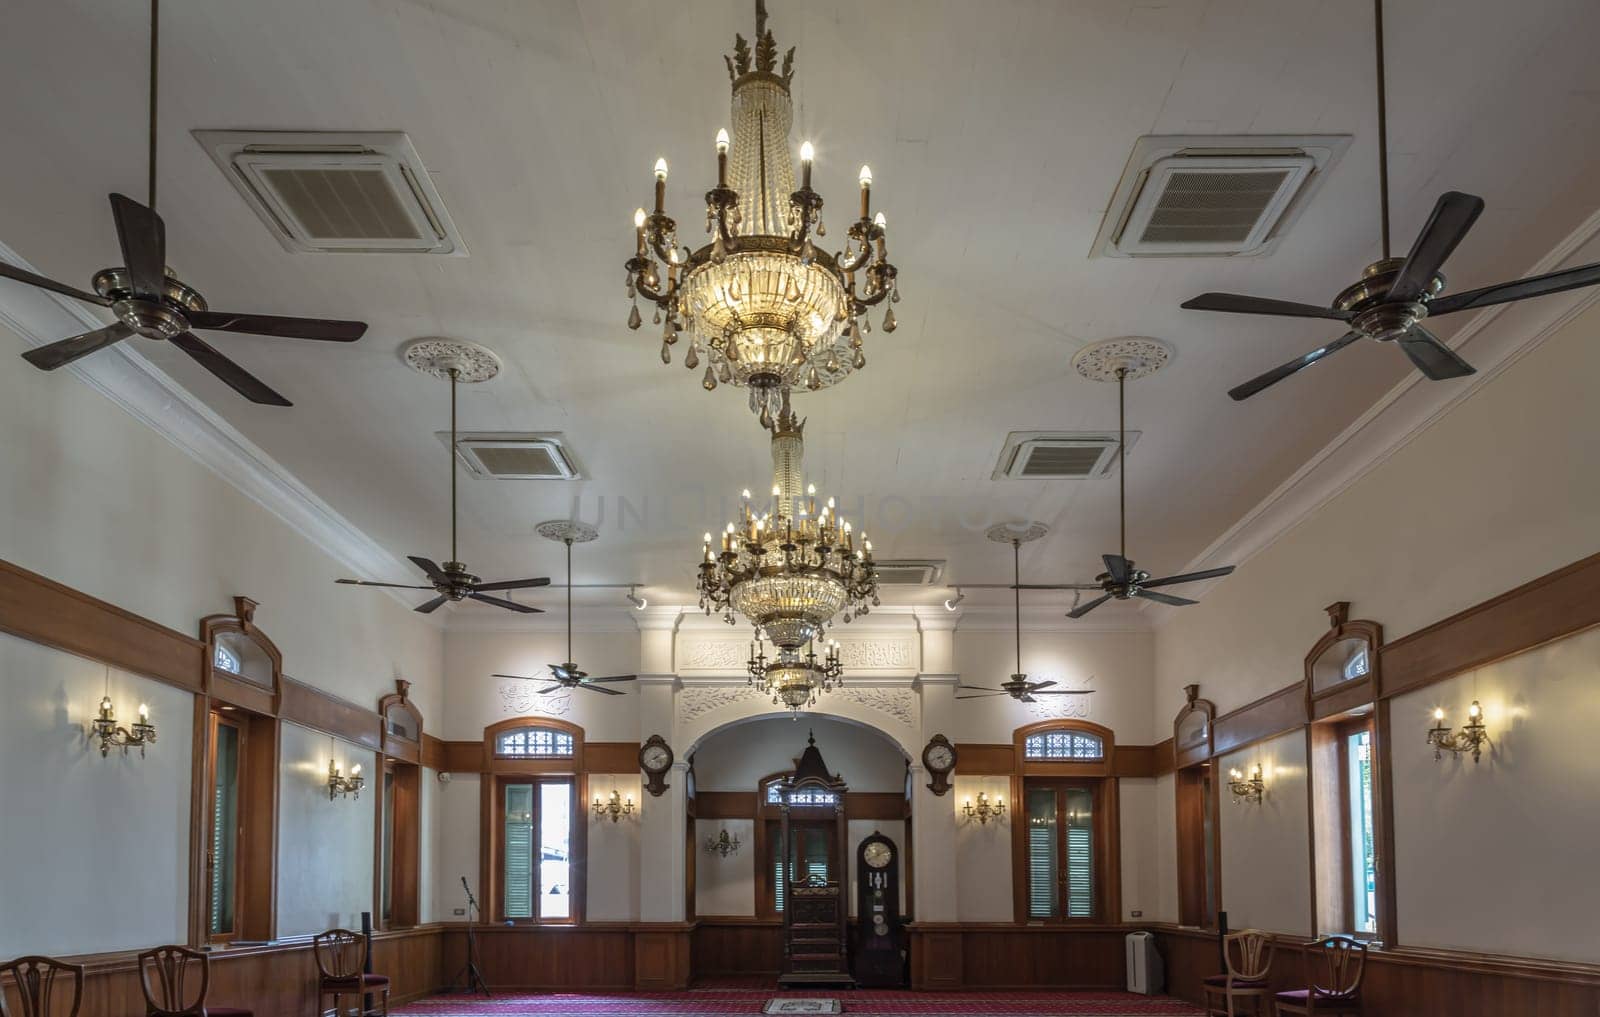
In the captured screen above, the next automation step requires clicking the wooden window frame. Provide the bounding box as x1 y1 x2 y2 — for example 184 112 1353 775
481 717 587 926
1009 720 1120 924
192 598 281 946
374 681 422 930
1174 685 1222 928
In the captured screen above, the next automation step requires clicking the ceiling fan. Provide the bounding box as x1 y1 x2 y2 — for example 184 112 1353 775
0 0 367 405
1181 0 1600 401
492 521 638 696
1064 348 1236 619
956 524 1096 704
336 362 549 614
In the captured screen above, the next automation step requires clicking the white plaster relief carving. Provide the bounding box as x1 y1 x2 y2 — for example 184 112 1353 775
1023 673 1095 720
836 638 914 670
678 684 764 721
832 685 916 727
679 640 749 671
497 680 573 717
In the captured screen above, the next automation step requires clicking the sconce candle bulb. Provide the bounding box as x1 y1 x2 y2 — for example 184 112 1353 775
1427 699 1489 763
1227 763 1265 804
93 692 158 758
327 758 366 800
963 790 1005 824
705 828 742 857
593 787 635 823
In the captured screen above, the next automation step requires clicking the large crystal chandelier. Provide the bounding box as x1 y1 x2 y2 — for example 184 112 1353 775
698 393 879 709
625 0 902 424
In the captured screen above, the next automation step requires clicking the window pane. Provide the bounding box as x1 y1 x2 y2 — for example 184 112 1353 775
503 784 535 919
381 771 396 923
495 727 574 758
1347 730 1377 934
1064 788 1095 918
1024 730 1105 760
1026 787 1058 919
539 781 572 919
209 722 240 936
213 631 272 686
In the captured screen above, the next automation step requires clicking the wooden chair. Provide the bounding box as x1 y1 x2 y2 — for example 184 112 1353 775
1273 936 1367 1017
1203 930 1275 1017
313 929 389 1017
137 945 253 1017
0 956 84 1017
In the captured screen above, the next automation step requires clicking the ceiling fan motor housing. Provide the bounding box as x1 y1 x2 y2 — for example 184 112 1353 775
93 267 204 340
1336 258 1445 341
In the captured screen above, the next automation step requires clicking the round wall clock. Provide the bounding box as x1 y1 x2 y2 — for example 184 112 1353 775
639 733 674 797
863 839 893 869
922 733 957 796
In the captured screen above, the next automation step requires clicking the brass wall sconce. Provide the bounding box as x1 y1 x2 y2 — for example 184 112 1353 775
963 791 1005 824
1227 763 1265 804
92 696 157 758
705 829 742 857
1428 700 1489 763
593 788 635 822
327 759 365 800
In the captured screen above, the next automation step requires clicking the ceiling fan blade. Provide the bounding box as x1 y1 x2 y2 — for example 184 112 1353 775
473 577 553 593
1427 261 1600 316
577 683 626 696
490 673 543 682
414 594 449 614
1102 554 1131 584
957 685 1006 693
1142 565 1237 589
408 556 448 583
1031 690 1095 696
585 675 638 683
549 665 573 681
1025 680 1058 691
1396 326 1475 381
1067 594 1113 619
336 579 435 590
1388 192 1484 302
188 310 367 342
1012 583 1104 591
168 331 292 406
1228 330 1363 401
1181 292 1351 320
469 593 543 613
0 260 112 307
1018 694 1037 703
20 323 134 370
1136 589 1199 608
109 193 166 299
955 693 1008 700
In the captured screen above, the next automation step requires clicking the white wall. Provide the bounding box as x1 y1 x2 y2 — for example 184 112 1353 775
418 767 438 923
952 628 1155 744
432 772 482 920
0 635 192 956
1390 627 1600 963
695 818 756 916
586 773 642 921
1149 773 1179 924
691 714 908 791
276 722 378 937
952 774 1013 922
440 627 641 742
1119 777 1158 922
1216 731 1310 936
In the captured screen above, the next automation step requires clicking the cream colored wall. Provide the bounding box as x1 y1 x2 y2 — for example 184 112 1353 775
1390 627 1600 962
1149 773 1179 924
276 722 378 936
1216 731 1310 936
690 714 908 792
586 772 643 921
432 772 482 920
695 818 756 916
952 774 1013 921
418 768 438 923
439 627 642 742
1119 777 1158 922
0 635 193 956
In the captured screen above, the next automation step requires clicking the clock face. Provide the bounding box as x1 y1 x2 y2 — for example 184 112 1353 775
925 743 955 772
863 840 893 869
641 744 671 772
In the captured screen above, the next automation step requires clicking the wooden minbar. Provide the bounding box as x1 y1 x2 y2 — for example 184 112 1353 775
777 731 855 989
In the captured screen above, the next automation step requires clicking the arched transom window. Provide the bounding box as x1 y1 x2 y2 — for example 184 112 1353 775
1024 728 1105 761
764 777 837 805
495 726 575 758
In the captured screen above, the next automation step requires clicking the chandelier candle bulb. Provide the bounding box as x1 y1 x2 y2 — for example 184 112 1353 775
715 128 730 186
800 141 815 189
653 157 668 212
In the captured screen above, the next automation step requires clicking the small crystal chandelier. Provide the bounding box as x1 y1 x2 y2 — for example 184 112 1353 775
698 392 878 709
624 0 902 423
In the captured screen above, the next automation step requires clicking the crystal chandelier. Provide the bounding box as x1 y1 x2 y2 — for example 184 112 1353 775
625 0 902 423
698 393 879 708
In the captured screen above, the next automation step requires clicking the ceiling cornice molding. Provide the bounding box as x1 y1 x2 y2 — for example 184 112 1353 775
0 240 422 614
1156 208 1600 620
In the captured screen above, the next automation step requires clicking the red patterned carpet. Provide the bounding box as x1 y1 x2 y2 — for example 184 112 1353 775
394 980 1205 1016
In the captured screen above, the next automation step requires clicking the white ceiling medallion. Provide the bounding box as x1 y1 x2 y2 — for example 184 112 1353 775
401 337 501 383
1071 337 1173 383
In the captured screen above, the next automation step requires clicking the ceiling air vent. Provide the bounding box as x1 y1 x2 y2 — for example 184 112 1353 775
992 431 1140 480
444 433 583 480
193 130 466 255
872 560 946 586
1092 134 1350 258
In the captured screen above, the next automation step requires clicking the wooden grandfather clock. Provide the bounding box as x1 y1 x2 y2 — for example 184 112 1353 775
854 831 902 987
777 732 854 988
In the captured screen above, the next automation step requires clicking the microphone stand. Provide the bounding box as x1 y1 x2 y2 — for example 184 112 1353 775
453 876 491 997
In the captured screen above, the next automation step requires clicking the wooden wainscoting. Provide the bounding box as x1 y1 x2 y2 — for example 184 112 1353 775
0 927 444 1017
908 923 1128 990
691 918 785 978
1152 925 1600 1017
436 923 692 992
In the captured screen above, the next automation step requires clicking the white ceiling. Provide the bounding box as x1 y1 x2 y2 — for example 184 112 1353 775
3 0 1599 622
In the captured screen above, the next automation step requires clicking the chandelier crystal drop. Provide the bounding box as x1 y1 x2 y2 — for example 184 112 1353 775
625 0 902 418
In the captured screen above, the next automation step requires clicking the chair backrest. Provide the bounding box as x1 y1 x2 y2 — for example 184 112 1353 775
1222 929 1274 981
313 929 366 981
1309 936 1368 997
0 956 84 1017
137 945 211 1016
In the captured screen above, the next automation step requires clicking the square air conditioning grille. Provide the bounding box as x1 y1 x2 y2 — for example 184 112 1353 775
1091 135 1351 259
992 431 1140 480
873 560 946 585
193 130 466 255
445 433 583 480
